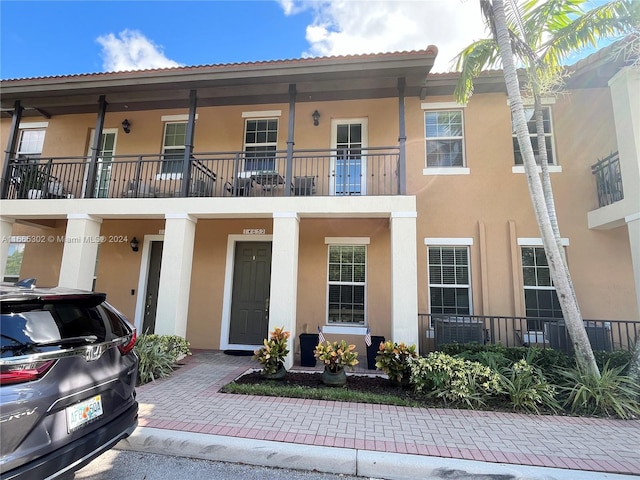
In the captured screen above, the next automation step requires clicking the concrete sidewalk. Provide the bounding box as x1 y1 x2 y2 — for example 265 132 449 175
117 350 640 479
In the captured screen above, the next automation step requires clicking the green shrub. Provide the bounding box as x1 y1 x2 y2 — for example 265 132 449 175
135 334 191 385
558 362 640 419
375 341 418 385
438 343 572 383
498 359 559 413
410 352 501 408
593 350 632 374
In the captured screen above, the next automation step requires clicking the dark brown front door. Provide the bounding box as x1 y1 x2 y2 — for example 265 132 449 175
229 242 272 345
142 241 163 334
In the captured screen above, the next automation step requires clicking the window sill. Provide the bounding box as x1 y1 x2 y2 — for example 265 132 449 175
423 167 470 176
322 325 368 336
512 165 562 174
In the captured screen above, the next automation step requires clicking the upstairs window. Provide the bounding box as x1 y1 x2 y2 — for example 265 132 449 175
17 128 46 159
425 110 465 168
512 106 555 165
161 122 186 175
244 119 278 171
327 245 366 325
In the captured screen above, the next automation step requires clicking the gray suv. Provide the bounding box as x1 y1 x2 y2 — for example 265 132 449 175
1 282 139 479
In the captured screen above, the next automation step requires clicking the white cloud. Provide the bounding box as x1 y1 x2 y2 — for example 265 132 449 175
277 0 489 72
96 30 182 72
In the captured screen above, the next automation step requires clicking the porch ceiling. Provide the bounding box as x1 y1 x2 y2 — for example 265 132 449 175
1 49 438 118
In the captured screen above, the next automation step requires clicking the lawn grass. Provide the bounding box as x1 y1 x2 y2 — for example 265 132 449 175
221 382 423 407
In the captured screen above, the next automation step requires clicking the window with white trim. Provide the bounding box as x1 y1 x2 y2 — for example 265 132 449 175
327 245 366 325
3 243 25 283
244 119 278 171
161 122 186 175
512 106 555 165
428 246 471 314
425 110 465 167
17 129 46 158
521 246 562 331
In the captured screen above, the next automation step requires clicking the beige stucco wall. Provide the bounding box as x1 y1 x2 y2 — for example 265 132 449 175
2 85 637 352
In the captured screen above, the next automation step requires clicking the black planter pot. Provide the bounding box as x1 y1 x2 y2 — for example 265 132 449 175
299 333 319 367
366 336 385 370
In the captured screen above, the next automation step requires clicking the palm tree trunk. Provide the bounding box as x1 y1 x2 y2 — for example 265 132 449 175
491 0 600 377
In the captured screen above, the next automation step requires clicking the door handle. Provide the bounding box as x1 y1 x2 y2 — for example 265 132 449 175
265 297 270 313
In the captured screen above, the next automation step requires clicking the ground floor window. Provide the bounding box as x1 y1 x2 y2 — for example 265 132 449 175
3 242 25 283
327 245 366 325
428 246 471 315
521 246 562 331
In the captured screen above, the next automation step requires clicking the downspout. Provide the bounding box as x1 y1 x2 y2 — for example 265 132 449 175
397 77 407 195
181 89 198 197
86 95 107 199
285 84 296 196
1 100 23 199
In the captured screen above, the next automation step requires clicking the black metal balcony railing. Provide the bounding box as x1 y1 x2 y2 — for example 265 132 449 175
592 151 623 208
418 313 639 355
1 147 400 200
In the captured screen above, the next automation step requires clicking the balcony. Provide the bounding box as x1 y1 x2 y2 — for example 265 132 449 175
1 147 401 200
592 151 623 208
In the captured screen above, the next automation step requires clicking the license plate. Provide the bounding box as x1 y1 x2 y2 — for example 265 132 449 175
66 395 103 432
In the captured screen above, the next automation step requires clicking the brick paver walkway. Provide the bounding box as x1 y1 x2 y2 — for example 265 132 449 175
135 350 640 476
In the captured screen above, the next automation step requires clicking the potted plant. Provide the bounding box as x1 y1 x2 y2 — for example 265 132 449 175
314 339 359 386
253 326 290 380
375 341 418 387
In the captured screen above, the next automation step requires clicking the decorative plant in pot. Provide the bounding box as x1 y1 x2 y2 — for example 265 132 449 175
375 341 418 387
314 339 359 386
253 326 290 380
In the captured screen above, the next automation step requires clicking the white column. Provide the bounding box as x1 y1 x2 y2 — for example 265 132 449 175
155 214 197 337
390 212 419 345
0 218 15 278
59 214 102 290
626 213 640 319
270 212 299 369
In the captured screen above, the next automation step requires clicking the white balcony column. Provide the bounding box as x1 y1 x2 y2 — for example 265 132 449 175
270 212 300 369
626 213 640 319
390 212 419 345
0 218 15 277
155 214 197 337
59 214 102 290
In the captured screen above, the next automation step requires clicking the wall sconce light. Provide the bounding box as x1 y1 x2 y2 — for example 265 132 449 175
122 119 131 134
312 110 320 126
130 237 139 252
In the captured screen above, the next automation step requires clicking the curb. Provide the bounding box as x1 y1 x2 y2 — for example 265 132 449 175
117 427 638 480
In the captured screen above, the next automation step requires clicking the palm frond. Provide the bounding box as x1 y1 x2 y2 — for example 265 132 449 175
453 39 501 104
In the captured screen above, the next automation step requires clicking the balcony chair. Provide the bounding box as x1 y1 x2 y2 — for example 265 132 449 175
224 178 253 197
293 176 316 196
122 180 156 198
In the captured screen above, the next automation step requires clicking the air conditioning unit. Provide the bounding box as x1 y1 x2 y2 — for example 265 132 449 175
434 317 484 348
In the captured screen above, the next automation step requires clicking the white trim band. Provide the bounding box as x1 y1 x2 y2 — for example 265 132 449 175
325 237 370 245
242 110 282 118
161 114 199 122
518 237 570 246
421 102 466 110
425 238 474 246
19 121 49 129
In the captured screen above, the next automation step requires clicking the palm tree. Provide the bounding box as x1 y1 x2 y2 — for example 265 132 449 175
461 0 635 377
455 0 637 260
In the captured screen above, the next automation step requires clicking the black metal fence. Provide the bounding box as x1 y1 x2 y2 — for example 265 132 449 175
592 151 623 208
418 313 639 355
2 147 400 200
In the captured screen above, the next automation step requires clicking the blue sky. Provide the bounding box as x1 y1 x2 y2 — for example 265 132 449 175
0 1 621 80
